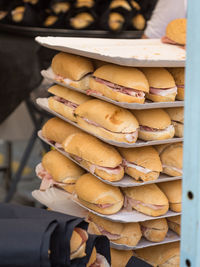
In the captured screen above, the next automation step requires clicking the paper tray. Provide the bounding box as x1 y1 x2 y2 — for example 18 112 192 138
36 37 185 67
72 195 181 223
110 231 180 251
41 69 184 110
38 131 182 188
37 98 183 149
32 187 88 218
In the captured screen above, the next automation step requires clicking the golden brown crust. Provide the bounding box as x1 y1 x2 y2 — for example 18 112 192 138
167 216 181 236
51 52 94 81
132 14 145 30
172 121 183 137
42 150 85 183
70 12 94 29
176 86 184 100
165 107 184 123
146 92 176 102
41 117 83 144
110 0 132 10
133 109 172 129
63 132 123 168
167 68 185 85
86 247 97 267
138 126 175 141
166 18 186 45
109 13 124 31
70 228 88 260
135 242 180 266
48 97 77 122
140 68 176 88
75 173 124 207
89 78 145 104
119 146 162 171
93 64 149 92
158 181 182 212
125 167 160 182
140 218 168 242
110 248 133 267
48 84 91 104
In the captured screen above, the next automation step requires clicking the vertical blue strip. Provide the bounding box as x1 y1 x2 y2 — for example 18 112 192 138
181 0 200 266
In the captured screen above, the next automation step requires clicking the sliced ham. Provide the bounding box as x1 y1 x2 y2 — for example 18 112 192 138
177 85 184 88
96 203 114 209
89 163 123 175
36 163 66 190
161 36 186 49
91 223 120 240
124 195 166 211
53 96 78 109
123 159 152 174
81 117 138 143
162 164 183 174
149 86 177 96
140 125 174 133
94 77 145 98
90 254 107 267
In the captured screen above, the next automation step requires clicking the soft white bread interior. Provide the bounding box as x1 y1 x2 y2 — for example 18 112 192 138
51 52 94 81
88 213 142 246
160 143 183 176
42 150 85 183
70 228 88 260
110 248 133 267
158 180 182 212
41 117 83 144
135 242 180 267
75 173 124 215
140 218 168 242
167 216 181 236
122 184 169 216
119 146 162 181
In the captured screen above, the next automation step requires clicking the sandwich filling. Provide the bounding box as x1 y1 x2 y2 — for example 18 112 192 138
123 159 153 174
89 220 120 240
90 254 108 267
141 225 166 236
124 195 167 212
79 197 118 209
162 36 185 48
54 73 91 84
93 77 146 99
36 163 74 191
71 228 88 258
53 96 79 110
149 86 177 96
140 125 174 134
79 117 138 142
162 164 183 174
71 155 123 175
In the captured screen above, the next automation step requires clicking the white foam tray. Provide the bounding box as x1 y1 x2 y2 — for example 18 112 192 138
36 37 185 67
37 98 183 149
72 195 181 223
38 131 182 188
32 187 88 218
110 230 180 250
41 68 184 110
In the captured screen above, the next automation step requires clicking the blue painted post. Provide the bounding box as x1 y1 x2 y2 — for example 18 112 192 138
181 0 200 266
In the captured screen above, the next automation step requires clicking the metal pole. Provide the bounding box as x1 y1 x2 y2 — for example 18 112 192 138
181 1 200 266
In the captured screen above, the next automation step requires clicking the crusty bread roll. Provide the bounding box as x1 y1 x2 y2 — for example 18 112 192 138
160 143 183 176
110 248 133 267
110 0 132 10
166 18 186 45
132 14 146 30
135 242 180 267
90 64 149 103
41 150 85 193
41 117 83 145
52 2 70 14
167 216 181 236
141 68 177 102
75 99 139 143
70 228 88 260
75 173 124 215
119 146 162 182
51 52 93 81
158 181 182 212
154 144 171 155
88 213 142 246
133 109 175 141
122 184 169 216
109 12 125 31
87 247 97 267
48 85 91 122
140 218 168 242
165 107 184 137
70 12 94 29
167 68 185 100
63 132 124 182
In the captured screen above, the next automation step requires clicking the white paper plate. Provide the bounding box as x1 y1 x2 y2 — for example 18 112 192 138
72 195 181 223
38 131 182 188
41 68 184 110
36 37 185 67
110 230 180 250
32 187 88 218
37 98 183 149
